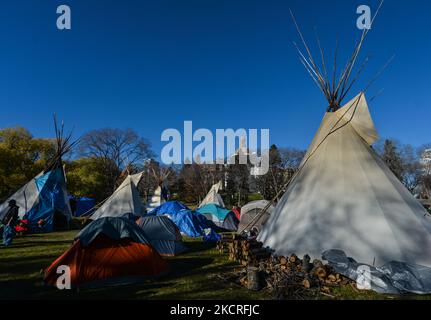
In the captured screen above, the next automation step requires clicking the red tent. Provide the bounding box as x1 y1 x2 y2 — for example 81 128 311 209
44 218 168 287
232 206 241 220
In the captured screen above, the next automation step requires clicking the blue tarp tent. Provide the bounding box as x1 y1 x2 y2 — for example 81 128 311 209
148 201 189 216
148 201 219 238
168 209 211 238
70 197 95 217
21 168 71 232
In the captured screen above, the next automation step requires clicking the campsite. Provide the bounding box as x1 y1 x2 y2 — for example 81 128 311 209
1 0 431 306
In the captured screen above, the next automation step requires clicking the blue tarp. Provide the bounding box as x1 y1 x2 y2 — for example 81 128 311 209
148 201 189 216
25 168 70 232
70 197 95 217
203 228 221 242
148 201 219 238
168 210 211 237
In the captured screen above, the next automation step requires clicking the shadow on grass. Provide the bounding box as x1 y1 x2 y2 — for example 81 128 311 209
0 254 59 275
1 240 72 249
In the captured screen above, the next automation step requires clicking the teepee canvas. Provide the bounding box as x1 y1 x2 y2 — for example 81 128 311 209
258 94 431 266
259 8 431 267
0 172 43 220
0 117 75 232
199 181 225 208
0 169 72 232
90 172 144 220
146 186 166 210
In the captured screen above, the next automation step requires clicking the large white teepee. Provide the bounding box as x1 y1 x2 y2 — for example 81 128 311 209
199 181 225 208
258 93 431 266
90 172 144 220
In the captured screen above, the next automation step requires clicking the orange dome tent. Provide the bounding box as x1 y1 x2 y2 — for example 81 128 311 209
44 217 168 287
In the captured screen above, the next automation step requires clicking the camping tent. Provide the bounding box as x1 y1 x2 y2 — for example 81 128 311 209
0 168 72 232
168 209 211 237
136 216 186 256
198 181 225 208
90 172 144 220
147 202 211 237
258 93 431 266
197 204 239 231
44 217 168 287
147 201 189 216
69 196 95 217
238 200 274 234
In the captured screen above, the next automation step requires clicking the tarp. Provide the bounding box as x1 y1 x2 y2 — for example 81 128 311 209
0 172 43 221
148 201 189 216
136 216 186 256
70 196 95 217
323 249 431 294
0 168 71 232
168 209 211 238
258 94 431 267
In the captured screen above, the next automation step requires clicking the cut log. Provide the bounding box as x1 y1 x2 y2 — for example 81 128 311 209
288 254 298 264
315 267 327 279
302 279 311 289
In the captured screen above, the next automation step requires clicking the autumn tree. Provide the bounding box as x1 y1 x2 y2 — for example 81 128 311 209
0 127 55 200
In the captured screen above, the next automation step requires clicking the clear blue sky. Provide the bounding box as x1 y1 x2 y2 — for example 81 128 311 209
0 0 430 157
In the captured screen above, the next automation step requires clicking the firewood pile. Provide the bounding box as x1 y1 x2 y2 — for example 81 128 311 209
216 234 356 299
216 233 271 266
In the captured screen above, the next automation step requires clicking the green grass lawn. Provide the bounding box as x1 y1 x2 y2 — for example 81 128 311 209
1 231 430 300
0 230 268 300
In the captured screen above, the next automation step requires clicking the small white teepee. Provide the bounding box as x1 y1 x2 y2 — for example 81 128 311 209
199 181 225 208
90 172 144 220
146 185 166 210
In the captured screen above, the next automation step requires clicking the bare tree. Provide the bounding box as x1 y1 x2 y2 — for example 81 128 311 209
78 128 154 191
178 163 225 204
255 146 305 201
418 144 431 199
279 148 306 170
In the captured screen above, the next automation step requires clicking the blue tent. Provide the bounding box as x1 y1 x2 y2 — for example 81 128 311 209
148 201 189 216
24 168 71 232
168 209 211 238
70 197 95 217
197 204 239 231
